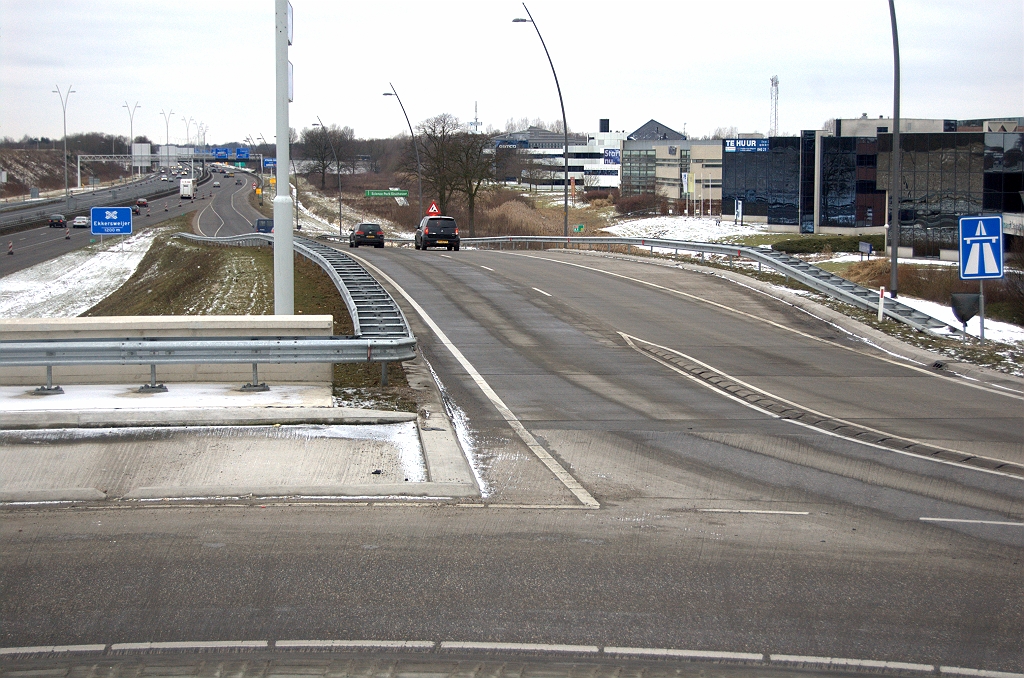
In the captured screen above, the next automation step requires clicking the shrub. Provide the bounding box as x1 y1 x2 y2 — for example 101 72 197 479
772 234 885 254
615 193 659 215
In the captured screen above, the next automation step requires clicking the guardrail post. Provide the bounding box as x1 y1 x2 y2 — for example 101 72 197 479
241 362 269 392
32 365 64 396
381 361 389 387
138 364 168 393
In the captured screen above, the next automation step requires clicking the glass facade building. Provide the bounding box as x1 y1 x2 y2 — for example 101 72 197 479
818 136 887 229
621 148 656 196
721 137 800 225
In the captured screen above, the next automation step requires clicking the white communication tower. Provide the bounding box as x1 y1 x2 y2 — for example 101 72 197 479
469 101 481 133
769 76 779 136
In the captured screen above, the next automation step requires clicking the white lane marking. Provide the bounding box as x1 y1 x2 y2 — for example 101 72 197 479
532 287 552 297
480 265 494 271
504 251 1024 401
697 509 810 515
623 333 1024 481
229 181 254 227
0 644 106 655
606 647 762 660
770 655 933 672
440 254 452 259
110 640 267 650
277 640 435 649
347 252 599 509
921 517 1024 527
440 641 599 653
941 667 1024 678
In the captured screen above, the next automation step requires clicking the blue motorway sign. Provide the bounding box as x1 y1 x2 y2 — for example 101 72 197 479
90 207 132 235
263 157 277 168
724 138 770 153
213 148 230 159
235 147 250 160
959 215 1003 280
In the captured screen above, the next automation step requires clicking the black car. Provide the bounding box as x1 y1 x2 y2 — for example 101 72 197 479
415 216 459 251
254 219 274 233
131 205 141 215
349 223 385 248
48 214 66 228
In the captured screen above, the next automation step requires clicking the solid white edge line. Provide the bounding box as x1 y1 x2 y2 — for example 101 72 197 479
480 265 493 270
605 647 762 661
532 287 552 297
623 332 1024 482
276 640 435 649
440 254 451 258
921 517 1024 527
697 509 810 515
941 667 1024 678
348 251 599 509
504 250 1024 402
770 655 934 672
0 644 106 655
109 641 268 650
439 641 599 653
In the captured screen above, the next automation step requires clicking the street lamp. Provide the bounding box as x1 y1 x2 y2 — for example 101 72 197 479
383 84 423 219
514 3 569 238
182 116 194 145
123 101 140 178
52 84 75 208
888 0 901 298
313 117 343 234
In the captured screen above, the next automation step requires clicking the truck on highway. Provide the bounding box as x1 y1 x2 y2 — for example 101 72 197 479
179 178 195 199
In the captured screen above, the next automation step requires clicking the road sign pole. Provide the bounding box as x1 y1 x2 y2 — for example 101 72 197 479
273 0 294 315
979 280 985 345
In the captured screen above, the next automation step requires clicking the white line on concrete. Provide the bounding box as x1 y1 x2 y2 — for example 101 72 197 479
921 517 1024 527
941 667 1024 678
349 252 599 509
440 254 451 259
605 647 762 661
697 509 810 515
0 645 106 655
480 265 494 271
110 640 267 650
532 287 552 297
276 640 435 649
770 655 934 672
505 251 1024 402
440 641 599 653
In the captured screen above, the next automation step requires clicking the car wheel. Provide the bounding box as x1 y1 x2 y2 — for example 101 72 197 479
376 243 384 249
454 245 460 251
348 242 354 248
353 243 359 248
447 246 453 251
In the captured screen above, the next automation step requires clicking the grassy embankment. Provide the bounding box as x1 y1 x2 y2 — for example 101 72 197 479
83 213 414 407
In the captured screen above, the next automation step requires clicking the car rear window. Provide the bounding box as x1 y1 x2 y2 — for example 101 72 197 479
426 219 456 232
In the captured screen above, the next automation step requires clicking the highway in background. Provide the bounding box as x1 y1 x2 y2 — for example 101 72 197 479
2 245 1022 668
195 169 264 237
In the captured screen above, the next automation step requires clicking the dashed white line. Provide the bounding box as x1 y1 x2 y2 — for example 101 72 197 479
941 667 1024 678
110 640 267 651
277 640 434 650
0 644 105 655
532 287 552 296
770 655 934 672
440 641 599 653
921 517 1024 527
697 509 810 515
480 265 494 271
440 254 451 258
606 647 762 661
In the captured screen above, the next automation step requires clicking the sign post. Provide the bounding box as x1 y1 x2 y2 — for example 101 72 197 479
958 215 1004 344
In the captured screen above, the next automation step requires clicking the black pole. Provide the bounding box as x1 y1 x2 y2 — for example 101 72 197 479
888 0 901 298
387 84 423 219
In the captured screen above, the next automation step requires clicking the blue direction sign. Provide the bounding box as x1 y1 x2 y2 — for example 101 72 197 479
236 147 250 160
213 148 230 159
90 207 132 235
263 157 277 168
959 215 1003 280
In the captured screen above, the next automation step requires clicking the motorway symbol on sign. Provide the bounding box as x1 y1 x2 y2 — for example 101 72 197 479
365 189 410 198
959 216 1003 280
426 201 441 216
90 206 132 235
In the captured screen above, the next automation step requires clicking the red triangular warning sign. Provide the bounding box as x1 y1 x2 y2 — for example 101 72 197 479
426 201 441 216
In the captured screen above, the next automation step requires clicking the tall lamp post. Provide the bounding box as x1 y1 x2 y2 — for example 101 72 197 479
313 117 343 233
383 84 422 219
52 84 75 208
514 3 568 238
123 101 140 178
888 0 901 298
182 116 194 145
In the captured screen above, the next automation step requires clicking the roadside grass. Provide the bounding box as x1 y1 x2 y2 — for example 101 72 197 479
83 228 414 408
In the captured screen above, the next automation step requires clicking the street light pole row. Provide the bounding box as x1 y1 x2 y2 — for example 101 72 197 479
383 84 423 220
52 84 75 209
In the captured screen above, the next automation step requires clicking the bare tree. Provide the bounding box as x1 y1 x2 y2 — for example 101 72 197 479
452 132 493 237
711 126 738 139
414 113 463 215
299 124 336 188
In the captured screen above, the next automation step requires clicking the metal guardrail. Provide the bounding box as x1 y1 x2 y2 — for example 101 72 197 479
179 233 413 339
459 235 960 336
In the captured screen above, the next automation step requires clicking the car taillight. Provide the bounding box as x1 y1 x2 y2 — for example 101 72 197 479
355 230 364 235
454 227 459 235
423 227 429 235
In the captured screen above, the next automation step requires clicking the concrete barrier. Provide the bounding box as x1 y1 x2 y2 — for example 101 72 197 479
0 315 333 386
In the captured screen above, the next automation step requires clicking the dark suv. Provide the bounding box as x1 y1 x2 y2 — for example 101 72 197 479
349 223 384 248
415 216 459 251
254 219 274 233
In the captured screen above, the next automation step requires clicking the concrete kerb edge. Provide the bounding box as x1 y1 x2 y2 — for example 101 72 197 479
551 248 1024 391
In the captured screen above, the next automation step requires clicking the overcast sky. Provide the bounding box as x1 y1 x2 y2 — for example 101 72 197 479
1 0 1021 146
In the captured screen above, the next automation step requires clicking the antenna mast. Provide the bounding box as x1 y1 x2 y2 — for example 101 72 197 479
769 76 779 136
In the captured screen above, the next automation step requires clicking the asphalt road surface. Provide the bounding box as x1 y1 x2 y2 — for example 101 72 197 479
195 171 264 237
2 245 1022 671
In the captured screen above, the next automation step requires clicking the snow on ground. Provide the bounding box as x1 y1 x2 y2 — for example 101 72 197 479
0 227 165 318
0 383 332 411
891 295 1024 345
292 181 412 239
604 215 769 242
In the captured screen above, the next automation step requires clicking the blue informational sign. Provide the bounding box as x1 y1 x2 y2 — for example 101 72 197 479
724 138 770 153
90 207 132 235
263 157 277 168
213 148 230 159
959 215 1003 280
603 148 621 165
235 148 250 160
